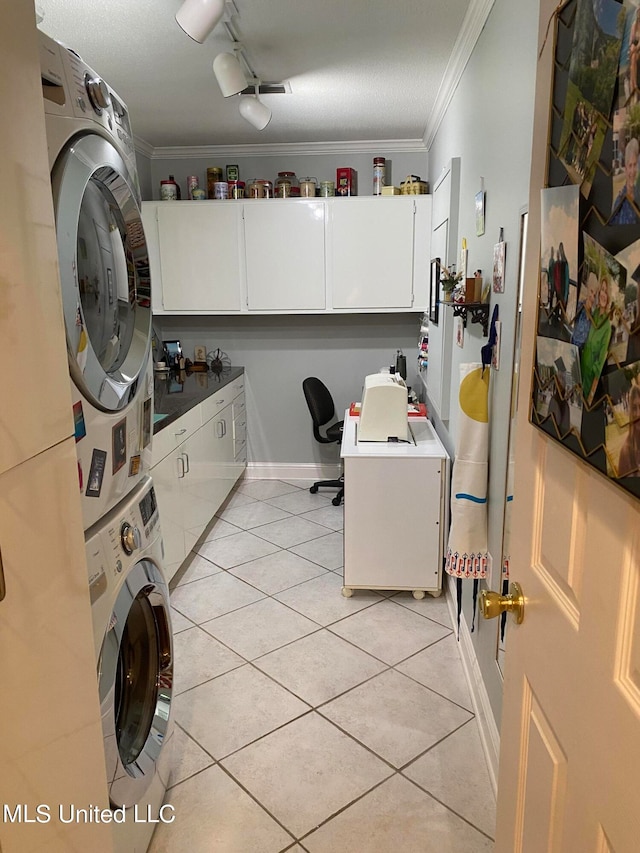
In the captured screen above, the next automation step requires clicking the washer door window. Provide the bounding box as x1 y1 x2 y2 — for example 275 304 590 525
52 133 151 412
98 559 172 807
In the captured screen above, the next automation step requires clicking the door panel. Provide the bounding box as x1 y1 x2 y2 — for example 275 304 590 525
244 201 325 310
157 203 243 311
496 3 640 847
151 449 185 583
519 688 567 853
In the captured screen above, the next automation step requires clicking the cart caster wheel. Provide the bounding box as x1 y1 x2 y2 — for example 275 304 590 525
332 496 342 506
429 589 443 598
342 586 353 598
310 485 318 494
412 590 426 600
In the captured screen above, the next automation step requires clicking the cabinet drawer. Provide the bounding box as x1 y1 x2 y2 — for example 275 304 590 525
200 377 245 423
152 406 201 465
233 416 247 449
232 393 246 420
200 388 230 424
229 377 245 399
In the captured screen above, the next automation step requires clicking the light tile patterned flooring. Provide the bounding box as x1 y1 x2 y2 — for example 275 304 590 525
150 478 496 852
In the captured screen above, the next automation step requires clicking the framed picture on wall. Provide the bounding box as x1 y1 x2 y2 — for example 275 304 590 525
430 257 440 325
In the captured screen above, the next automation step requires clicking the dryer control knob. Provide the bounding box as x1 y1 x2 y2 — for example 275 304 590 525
84 73 111 113
121 522 141 555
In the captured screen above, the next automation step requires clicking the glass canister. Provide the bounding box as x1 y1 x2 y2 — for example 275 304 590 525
299 177 317 197
207 167 223 198
319 180 335 197
248 179 273 198
229 180 245 199
275 171 299 198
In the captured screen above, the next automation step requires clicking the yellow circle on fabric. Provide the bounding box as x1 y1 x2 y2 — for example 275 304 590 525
459 367 489 422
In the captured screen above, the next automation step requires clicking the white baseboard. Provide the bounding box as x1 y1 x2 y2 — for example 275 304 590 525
244 462 341 481
444 575 500 795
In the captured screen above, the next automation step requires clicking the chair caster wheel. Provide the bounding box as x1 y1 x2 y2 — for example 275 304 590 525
310 485 318 494
412 590 426 600
332 496 342 506
341 587 353 598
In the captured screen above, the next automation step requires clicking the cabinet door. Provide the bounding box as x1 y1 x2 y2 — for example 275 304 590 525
156 202 243 311
151 448 186 583
181 409 234 539
328 197 416 309
244 200 326 310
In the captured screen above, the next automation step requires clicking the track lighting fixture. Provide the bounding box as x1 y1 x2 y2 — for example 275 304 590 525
238 91 272 131
175 0 225 44
213 52 247 97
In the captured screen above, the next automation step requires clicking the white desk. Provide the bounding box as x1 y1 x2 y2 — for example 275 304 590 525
340 413 450 598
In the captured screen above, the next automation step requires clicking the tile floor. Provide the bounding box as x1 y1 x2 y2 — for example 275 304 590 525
149 478 496 852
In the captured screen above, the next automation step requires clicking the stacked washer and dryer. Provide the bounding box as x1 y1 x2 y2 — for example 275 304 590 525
39 30 174 853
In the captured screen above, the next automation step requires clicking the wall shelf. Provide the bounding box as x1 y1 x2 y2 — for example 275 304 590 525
443 301 490 336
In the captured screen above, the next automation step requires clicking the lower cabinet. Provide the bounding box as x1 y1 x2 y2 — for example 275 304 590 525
151 379 246 583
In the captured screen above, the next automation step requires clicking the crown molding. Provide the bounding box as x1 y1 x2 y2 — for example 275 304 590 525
133 136 155 158
146 138 427 160
423 0 496 150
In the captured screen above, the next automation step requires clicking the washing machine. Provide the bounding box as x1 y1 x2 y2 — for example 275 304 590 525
39 28 154 530
86 475 174 852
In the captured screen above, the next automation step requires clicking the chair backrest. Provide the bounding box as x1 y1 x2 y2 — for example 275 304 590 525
303 377 336 440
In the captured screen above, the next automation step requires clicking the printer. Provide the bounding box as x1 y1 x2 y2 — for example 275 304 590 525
358 373 409 442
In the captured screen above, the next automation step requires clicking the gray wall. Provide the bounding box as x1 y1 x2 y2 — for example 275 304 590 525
427 0 538 727
145 149 428 202
153 314 421 467
136 149 153 202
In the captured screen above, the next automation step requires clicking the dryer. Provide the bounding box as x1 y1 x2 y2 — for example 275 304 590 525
39 29 154 529
86 476 174 852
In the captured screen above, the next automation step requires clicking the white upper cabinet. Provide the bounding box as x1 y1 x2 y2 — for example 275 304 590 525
328 197 422 310
143 197 430 315
147 201 244 312
243 200 326 311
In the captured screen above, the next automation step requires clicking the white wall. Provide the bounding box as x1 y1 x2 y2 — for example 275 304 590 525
427 0 538 728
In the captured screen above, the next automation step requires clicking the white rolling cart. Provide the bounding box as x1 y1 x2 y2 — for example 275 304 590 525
341 412 450 599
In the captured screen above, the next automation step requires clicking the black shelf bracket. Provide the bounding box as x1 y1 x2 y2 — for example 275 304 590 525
444 302 490 336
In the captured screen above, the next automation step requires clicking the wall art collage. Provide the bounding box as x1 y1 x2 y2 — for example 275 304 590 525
533 0 640 500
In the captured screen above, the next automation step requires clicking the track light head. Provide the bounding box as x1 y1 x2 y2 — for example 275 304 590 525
213 52 248 97
175 0 225 43
238 94 272 131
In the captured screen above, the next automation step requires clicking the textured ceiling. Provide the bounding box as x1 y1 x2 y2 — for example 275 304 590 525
36 0 475 149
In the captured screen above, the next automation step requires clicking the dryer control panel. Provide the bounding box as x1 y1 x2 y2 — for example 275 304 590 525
38 29 135 163
85 478 161 605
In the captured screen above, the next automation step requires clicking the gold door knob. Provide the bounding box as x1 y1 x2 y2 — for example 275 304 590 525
479 582 525 624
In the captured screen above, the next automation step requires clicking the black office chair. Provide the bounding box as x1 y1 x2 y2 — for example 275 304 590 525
302 377 344 506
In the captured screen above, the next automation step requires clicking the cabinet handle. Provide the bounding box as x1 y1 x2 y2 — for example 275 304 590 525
216 399 225 406
222 419 227 437
175 428 187 436
177 456 185 478
0 546 5 603
216 421 224 439
182 452 190 473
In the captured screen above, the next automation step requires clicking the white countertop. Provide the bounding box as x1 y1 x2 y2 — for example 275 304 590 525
340 413 449 459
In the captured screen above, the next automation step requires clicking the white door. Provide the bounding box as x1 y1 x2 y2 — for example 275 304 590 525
495 3 640 847
151 448 186 583
244 200 326 310
328 197 415 309
156 202 243 311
